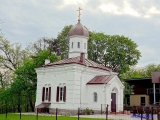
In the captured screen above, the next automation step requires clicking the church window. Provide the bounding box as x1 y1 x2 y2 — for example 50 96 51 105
45 88 48 100
42 87 51 102
72 42 74 48
84 43 86 49
56 85 66 102
59 87 63 101
78 42 80 48
93 92 97 102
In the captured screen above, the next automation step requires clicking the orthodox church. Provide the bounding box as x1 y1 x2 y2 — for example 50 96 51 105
35 11 124 114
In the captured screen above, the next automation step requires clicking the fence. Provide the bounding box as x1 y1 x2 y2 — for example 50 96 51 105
2 104 160 120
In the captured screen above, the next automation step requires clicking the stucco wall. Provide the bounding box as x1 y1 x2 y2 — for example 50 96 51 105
35 63 124 112
69 36 88 58
130 94 149 106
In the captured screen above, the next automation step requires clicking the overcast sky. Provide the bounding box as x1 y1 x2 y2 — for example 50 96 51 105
0 0 160 67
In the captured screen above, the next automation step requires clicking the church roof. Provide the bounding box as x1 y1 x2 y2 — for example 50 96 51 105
86 75 116 84
41 56 111 72
68 21 89 38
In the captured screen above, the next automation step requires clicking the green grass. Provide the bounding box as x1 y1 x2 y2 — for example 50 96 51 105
0 114 114 120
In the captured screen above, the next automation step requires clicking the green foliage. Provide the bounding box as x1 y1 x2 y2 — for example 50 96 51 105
0 35 30 70
82 108 94 115
121 63 160 99
88 33 141 74
56 25 72 59
11 50 60 111
121 63 160 80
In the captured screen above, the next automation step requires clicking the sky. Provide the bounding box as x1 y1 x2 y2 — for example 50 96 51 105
0 0 160 67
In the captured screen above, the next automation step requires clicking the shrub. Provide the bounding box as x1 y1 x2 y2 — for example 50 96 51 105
82 108 94 115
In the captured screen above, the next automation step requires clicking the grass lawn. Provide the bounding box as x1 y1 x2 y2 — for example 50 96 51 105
0 114 115 120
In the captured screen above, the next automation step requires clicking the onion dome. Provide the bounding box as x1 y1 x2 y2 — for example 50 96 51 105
68 21 89 38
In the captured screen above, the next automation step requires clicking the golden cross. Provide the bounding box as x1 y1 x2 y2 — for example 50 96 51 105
77 7 82 21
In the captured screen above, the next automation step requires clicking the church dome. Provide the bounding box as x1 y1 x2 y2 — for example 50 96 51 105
68 21 89 38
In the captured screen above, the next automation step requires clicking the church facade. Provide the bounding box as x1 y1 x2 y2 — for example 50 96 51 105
35 20 124 114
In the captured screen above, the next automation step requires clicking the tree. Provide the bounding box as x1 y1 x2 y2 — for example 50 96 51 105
12 50 60 111
121 63 160 80
0 34 30 71
88 32 109 64
88 34 141 74
56 25 72 59
29 25 72 60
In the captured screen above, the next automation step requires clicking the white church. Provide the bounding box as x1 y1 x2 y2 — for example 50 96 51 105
35 15 124 114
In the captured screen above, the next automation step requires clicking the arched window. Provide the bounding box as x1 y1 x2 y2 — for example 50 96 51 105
77 42 80 48
93 92 97 102
42 87 51 102
84 43 86 49
72 42 74 48
56 84 66 102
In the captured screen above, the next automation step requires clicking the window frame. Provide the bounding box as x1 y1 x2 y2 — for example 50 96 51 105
42 87 51 102
84 43 86 49
59 87 64 101
56 84 66 102
72 42 74 48
77 42 80 48
45 88 49 101
93 92 98 102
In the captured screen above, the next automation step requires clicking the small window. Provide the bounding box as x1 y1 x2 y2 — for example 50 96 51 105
78 42 80 48
72 42 73 48
84 43 86 49
45 88 48 100
59 87 64 101
93 92 97 102
140 97 145 106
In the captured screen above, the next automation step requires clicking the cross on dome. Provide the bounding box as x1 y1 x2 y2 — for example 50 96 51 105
77 7 82 21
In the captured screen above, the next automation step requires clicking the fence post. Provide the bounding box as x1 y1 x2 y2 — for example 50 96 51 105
115 104 116 115
5 101 7 119
36 108 38 120
20 107 21 120
158 112 160 120
106 104 108 120
141 107 142 120
56 108 58 120
151 107 153 120
78 108 80 120
101 104 102 115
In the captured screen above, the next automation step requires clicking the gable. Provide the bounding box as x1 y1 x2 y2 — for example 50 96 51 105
108 75 124 88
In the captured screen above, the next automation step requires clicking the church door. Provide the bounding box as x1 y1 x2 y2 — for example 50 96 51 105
111 93 116 112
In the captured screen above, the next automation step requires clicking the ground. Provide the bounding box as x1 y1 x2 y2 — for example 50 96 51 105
0 113 158 120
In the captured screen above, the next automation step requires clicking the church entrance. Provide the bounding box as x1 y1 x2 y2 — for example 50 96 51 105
111 93 116 112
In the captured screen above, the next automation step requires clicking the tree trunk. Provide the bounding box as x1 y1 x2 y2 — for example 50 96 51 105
29 95 34 112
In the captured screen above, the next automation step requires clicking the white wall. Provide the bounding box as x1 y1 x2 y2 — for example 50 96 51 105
69 36 88 58
86 85 105 110
35 64 80 110
35 63 124 111
106 76 124 111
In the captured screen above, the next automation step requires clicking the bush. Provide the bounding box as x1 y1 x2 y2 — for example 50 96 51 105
82 108 94 115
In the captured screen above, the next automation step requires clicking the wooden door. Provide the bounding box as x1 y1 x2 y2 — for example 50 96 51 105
111 93 116 112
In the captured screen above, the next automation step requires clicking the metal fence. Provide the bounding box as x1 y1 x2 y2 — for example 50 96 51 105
2 104 160 120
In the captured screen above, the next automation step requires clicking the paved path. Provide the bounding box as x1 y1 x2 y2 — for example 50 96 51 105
17 113 158 120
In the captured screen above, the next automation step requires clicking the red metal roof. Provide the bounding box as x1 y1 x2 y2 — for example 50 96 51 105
86 75 115 84
41 56 111 72
36 103 51 108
